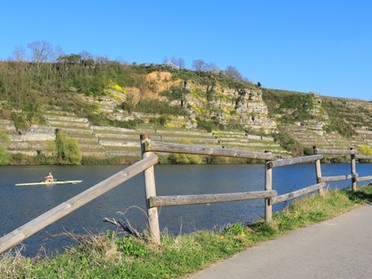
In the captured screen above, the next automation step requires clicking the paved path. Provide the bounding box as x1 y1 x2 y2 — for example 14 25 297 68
188 205 372 279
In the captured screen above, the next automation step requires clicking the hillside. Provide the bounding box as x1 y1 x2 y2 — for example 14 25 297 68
0 61 371 164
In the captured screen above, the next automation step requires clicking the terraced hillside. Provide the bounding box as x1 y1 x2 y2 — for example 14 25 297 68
323 97 372 148
263 89 372 151
1 84 371 162
212 130 291 158
1 119 54 157
44 113 106 158
282 124 362 149
1 62 370 163
1 112 290 160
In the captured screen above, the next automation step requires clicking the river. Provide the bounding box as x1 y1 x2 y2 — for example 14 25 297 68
1 163 371 257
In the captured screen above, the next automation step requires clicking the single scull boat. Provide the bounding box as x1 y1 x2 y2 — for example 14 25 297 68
15 180 82 186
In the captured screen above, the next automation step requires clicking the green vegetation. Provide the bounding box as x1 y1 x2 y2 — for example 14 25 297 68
0 58 154 129
262 89 318 124
359 145 372 155
359 145 372 163
160 86 189 102
321 99 357 138
0 53 255 135
55 130 82 164
0 130 10 165
167 153 204 164
133 99 186 116
172 67 254 91
272 129 304 156
166 140 205 164
2 186 372 278
195 117 222 132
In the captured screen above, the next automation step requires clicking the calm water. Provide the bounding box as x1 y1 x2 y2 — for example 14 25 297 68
1 163 371 256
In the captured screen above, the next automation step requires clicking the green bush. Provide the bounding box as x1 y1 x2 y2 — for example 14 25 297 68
11 112 29 132
168 153 204 164
0 130 10 165
324 119 356 138
55 130 82 164
134 99 186 116
196 118 219 132
149 116 167 127
160 87 189 102
262 90 316 124
0 146 10 165
303 147 314 156
359 145 372 155
273 131 304 156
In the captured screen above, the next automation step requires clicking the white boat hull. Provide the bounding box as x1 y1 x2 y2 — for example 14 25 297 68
15 180 82 186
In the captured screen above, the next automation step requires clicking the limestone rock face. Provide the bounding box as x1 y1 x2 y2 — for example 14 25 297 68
182 85 277 133
71 72 277 133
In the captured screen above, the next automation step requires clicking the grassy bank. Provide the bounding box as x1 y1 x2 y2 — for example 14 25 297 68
1 186 372 278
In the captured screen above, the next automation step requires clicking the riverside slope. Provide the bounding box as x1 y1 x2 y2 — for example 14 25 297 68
188 205 372 279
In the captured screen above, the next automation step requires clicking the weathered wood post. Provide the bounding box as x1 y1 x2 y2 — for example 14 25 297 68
140 134 160 244
265 151 273 223
313 146 324 195
350 147 357 192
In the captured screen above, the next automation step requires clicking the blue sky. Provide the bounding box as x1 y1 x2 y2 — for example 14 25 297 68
1 0 371 101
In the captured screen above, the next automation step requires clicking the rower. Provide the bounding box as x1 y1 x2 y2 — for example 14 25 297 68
44 172 54 182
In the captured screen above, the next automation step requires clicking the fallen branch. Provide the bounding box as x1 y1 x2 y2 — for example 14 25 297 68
103 217 143 239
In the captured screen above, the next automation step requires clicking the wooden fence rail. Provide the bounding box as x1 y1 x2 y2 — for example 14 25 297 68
146 140 276 160
1 136 371 253
149 190 277 207
314 148 357 155
356 155 372 160
270 155 323 168
272 183 326 204
358 176 372 182
320 174 356 182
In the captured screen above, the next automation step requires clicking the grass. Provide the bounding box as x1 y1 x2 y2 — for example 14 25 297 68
1 186 372 278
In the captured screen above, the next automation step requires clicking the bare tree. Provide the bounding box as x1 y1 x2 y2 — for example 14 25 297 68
206 62 220 73
96 56 109 65
177 57 185 69
170 56 185 69
192 59 207 71
79 50 93 61
224 66 243 81
27 41 53 63
11 46 27 62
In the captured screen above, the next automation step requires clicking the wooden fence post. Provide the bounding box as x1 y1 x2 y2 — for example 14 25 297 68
140 134 160 244
313 146 324 195
350 147 357 192
265 151 273 223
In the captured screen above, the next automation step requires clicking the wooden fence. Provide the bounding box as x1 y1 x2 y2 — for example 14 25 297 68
0 134 371 253
142 137 372 242
264 154 326 222
314 147 372 192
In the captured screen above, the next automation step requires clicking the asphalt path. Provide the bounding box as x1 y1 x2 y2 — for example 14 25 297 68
188 205 372 279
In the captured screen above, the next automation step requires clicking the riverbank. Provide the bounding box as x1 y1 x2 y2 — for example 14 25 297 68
1 185 372 278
